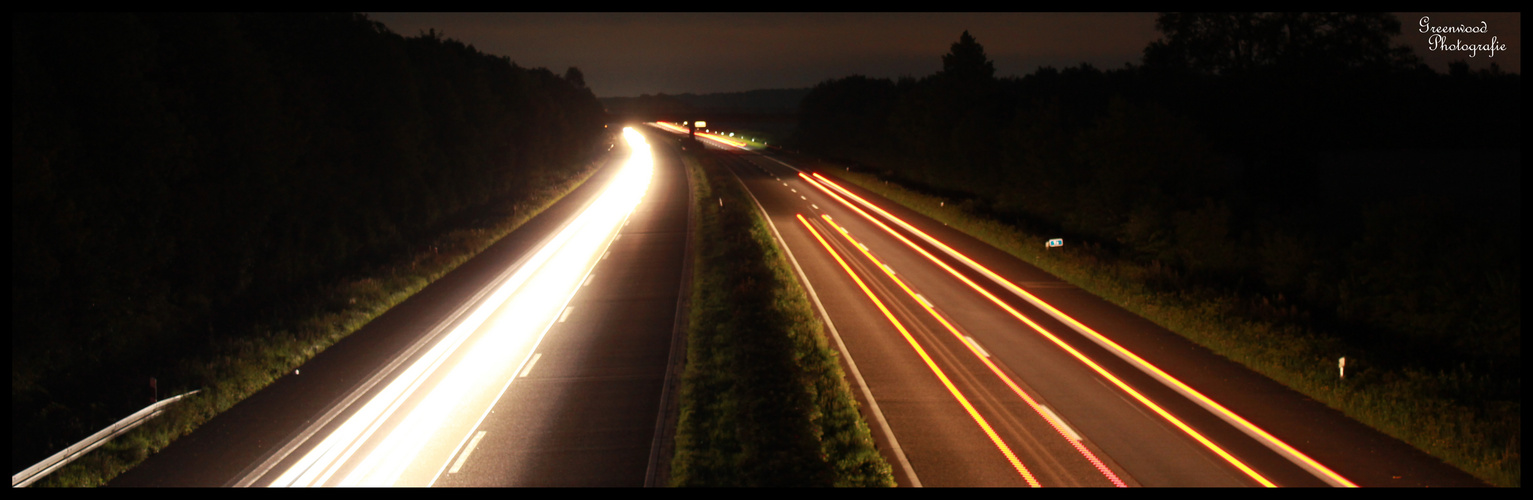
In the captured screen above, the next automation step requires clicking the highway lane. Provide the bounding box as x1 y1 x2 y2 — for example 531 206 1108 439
772 155 1489 488
111 127 689 487
669 125 1483 487
433 125 691 486
659 125 1391 487
701 145 1245 487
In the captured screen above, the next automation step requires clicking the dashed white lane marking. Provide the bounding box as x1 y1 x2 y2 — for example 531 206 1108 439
583 274 594 287
449 431 488 473
1039 405 1082 441
519 352 543 378
964 335 992 358
559 306 574 323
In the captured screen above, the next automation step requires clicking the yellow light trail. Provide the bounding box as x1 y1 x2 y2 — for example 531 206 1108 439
803 171 1354 487
695 131 747 148
797 213 1040 487
651 121 690 134
817 213 1126 487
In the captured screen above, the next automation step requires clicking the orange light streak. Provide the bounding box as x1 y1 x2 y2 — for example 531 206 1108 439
796 213 1040 487
651 121 690 134
817 213 1126 487
802 172 1303 488
695 131 747 148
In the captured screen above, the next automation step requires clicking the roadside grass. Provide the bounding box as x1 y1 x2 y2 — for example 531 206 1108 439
30 159 605 487
821 166 1517 487
724 129 779 148
669 148 894 487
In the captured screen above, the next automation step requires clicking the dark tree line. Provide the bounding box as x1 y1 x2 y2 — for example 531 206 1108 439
12 13 605 470
794 16 1518 395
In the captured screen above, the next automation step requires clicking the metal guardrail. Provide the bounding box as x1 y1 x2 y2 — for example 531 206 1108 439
12 390 199 488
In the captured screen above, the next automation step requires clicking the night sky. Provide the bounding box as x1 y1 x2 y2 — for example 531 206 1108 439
367 12 1521 98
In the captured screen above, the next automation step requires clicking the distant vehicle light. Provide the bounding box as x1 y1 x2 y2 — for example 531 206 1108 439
1047 238 1064 248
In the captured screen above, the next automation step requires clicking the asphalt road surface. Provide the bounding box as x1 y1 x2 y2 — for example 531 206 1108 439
670 125 1487 488
111 127 692 487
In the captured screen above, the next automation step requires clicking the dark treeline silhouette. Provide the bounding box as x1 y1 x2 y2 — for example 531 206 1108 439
795 19 1519 397
12 13 605 471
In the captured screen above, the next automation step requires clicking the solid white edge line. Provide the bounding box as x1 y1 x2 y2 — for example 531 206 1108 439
448 431 487 474
728 158 922 487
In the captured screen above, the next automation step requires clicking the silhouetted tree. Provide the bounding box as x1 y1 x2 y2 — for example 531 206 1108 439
11 12 607 471
1144 12 1419 75
939 30 995 81
564 66 586 88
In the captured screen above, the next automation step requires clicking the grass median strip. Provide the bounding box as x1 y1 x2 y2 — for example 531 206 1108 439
670 148 894 487
823 166 1516 487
